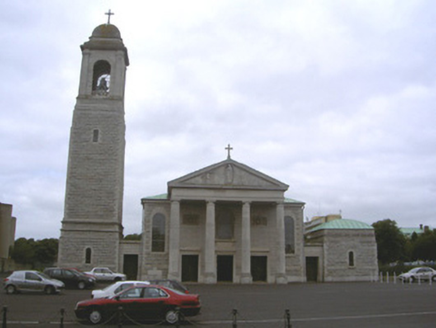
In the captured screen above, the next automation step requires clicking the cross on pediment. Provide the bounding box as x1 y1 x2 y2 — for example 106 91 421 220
225 144 233 159
105 9 114 24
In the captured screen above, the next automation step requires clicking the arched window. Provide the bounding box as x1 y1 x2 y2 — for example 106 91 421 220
85 248 92 264
92 60 111 94
216 210 234 240
284 216 295 254
152 213 166 252
348 251 355 267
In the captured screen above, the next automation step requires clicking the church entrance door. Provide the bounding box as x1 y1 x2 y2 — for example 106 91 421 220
217 255 233 282
306 257 318 282
181 255 199 282
123 255 138 280
251 256 267 282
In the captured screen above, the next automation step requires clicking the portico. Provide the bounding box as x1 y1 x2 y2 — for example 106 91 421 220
140 156 305 284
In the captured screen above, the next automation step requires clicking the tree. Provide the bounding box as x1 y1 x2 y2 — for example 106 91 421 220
411 228 436 261
11 238 58 269
123 233 141 241
372 219 406 264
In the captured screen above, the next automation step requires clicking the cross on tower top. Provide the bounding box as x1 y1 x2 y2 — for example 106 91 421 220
105 9 114 24
225 144 233 159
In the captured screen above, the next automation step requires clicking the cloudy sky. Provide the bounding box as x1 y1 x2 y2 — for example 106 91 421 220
1 0 436 240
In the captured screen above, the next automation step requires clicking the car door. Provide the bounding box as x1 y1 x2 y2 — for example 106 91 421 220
24 272 44 292
116 287 145 322
61 269 76 288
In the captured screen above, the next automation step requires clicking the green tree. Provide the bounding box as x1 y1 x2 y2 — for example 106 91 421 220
411 228 436 261
123 233 141 241
11 238 58 269
11 238 36 267
372 219 406 264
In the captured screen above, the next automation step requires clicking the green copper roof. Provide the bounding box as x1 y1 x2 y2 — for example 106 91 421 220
145 193 168 200
285 197 303 203
308 219 373 232
400 227 426 236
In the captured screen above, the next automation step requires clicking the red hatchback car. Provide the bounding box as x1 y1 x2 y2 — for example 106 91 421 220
75 284 201 325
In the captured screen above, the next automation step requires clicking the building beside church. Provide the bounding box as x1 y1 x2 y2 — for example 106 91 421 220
58 21 378 283
0 202 16 272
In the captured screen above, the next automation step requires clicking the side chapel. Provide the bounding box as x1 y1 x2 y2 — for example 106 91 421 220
58 20 378 284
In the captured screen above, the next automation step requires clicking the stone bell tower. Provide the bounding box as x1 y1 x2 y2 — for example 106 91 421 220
58 18 129 271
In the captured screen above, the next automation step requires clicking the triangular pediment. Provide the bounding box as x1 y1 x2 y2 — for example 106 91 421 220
168 159 289 191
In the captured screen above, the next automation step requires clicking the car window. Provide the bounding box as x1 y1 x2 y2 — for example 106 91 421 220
25 272 41 281
144 287 167 298
102 268 111 274
64 270 75 278
119 287 142 299
115 283 133 294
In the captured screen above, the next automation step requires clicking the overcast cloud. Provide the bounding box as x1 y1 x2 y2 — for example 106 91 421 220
1 0 436 240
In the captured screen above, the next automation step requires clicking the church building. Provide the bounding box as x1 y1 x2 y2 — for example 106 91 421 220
58 20 378 283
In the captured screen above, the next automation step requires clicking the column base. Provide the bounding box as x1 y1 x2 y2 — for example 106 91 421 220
275 273 287 284
240 273 252 284
204 272 217 284
167 272 180 281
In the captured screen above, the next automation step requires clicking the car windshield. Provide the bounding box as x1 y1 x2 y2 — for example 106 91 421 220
38 272 52 280
409 268 421 273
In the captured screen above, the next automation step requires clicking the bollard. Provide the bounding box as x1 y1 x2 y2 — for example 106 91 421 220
175 307 180 328
117 306 123 328
386 272 389 284
285 309 292 328
232 309 238 328
393 272 396 284
2 306 7 328
379 272 383 283
59 308 64 328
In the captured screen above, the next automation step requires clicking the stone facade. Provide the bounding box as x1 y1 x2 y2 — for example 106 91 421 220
305 220 379 282
138 159 307 284
1 203 16 271
58 24 129 271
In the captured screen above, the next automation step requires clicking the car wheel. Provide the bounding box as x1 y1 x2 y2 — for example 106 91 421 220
432 276 436 282
5 285 16 295
165 309 179 324
78 281 86 290
44 286 55 295
89 309 103 324
410 276 416 283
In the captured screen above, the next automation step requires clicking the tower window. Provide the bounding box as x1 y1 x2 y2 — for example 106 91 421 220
92 60 111 95
348 251 355 267
92 129 99 142
152 213 166 252
85 248 92 264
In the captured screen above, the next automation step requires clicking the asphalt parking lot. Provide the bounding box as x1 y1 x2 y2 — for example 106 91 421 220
1 281 436 328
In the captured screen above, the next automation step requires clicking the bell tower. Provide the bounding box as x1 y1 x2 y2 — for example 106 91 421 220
58 19 129 271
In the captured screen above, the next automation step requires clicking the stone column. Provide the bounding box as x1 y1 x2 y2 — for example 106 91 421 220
241 201 252 283
168 200 180 280
275 202 287 284
204 200 216 283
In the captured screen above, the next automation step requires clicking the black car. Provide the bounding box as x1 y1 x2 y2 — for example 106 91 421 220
43 268 96 290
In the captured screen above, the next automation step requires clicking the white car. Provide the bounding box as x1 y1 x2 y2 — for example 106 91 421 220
85 267 126 282
398 267 436 282
91 280 150 299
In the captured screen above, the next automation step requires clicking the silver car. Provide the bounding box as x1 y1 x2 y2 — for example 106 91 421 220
3 270 65 294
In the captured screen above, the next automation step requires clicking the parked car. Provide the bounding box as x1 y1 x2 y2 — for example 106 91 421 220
148 279 189 294
75 284 201 324
43 268 96 290
3 270 64 295
398 267 436 282
91 280 150 299
85 267 126 282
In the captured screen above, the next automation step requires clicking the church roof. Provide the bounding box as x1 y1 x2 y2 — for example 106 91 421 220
307 219 373 232
167 158 289 193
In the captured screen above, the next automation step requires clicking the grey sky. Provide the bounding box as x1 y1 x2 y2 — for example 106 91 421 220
1 0 436 240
